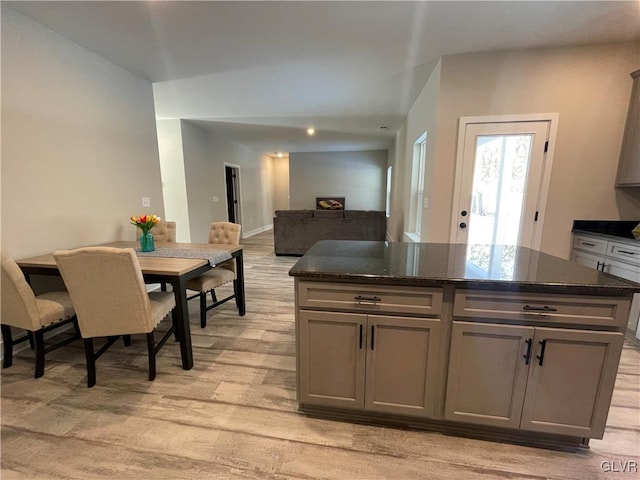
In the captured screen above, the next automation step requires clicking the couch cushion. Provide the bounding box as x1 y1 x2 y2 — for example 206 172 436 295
313 210 344 218
344 210 385 220
275 210 313 218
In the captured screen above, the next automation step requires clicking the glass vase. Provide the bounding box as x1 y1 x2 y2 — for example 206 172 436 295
139 231 155 252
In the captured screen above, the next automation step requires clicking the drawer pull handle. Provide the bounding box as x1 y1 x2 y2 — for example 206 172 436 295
617 250 636 255
536 340 547 366
581 242 596 247
523 305 558 313
354 295 381 303
523 338 533 365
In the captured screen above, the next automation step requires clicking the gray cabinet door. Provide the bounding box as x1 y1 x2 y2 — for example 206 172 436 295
444 322 533 428
298 310 366 409
520 328 624 438
364 315 441 417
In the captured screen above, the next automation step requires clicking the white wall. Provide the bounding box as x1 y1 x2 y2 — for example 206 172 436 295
169 122 274 242
180 120 227 242
156 119 191 242
272 156 290 211
394 42 639 258
289 150 388 210
1 8 164 259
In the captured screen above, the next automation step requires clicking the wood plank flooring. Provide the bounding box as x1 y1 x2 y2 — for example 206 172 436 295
2 231 639 479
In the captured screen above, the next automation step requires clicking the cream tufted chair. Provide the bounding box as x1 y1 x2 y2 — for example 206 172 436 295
149 220 176 243
187 222 241 328
54 247 177 387
1 257 80 378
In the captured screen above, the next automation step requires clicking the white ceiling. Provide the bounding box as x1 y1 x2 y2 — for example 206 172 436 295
6 1 640 155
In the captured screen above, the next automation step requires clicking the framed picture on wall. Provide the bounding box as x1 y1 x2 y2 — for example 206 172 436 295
316 197 345 210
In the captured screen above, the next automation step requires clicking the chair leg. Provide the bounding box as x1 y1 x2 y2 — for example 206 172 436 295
83 338 97 388
123 335 132 347
210 289 218 303
161 282 167 292
34 331 46 378
233 279 240 312
1 325 14 368
200 292 207 328
28 331 35 350
172 310 180 342
146 332 156 381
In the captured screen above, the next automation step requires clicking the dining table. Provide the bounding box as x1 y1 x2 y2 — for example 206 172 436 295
15 241 245 370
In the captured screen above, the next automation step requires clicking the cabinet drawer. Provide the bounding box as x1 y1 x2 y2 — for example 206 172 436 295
607 241 640 267
572 235 608 255
453 290 630 328
298 281 443 316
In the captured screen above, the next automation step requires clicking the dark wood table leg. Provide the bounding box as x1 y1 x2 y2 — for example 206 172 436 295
235 250 246 316
171 276 193 370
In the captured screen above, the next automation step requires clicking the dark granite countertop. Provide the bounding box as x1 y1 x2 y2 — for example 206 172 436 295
572 220 640 242
289 240 640 295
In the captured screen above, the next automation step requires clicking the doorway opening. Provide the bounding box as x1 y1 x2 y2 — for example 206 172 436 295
225 164 242 227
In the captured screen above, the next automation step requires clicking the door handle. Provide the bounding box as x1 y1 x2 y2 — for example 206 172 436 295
523 338 533 365
536 340 547 366
359 324 363 349
370 325 375 350
459 222 467 229
461 210 468 217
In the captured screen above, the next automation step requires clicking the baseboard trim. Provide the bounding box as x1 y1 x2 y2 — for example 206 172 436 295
242 224 273 239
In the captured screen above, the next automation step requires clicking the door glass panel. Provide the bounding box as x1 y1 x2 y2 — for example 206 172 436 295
469 134 533 247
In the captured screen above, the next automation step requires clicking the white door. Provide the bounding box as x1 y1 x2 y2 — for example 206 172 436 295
451 118 553 249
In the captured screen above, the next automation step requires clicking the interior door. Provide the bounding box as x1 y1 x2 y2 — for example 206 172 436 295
225 165 241 224
452 120 550 249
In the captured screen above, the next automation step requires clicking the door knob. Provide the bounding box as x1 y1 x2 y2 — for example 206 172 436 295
459 222 467 229
461 210 468 217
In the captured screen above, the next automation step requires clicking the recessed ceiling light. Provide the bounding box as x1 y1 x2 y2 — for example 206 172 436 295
277 152 283 158
307 127 315 136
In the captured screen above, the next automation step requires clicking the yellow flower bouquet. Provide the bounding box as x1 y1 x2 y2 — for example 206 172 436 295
130 214 161 234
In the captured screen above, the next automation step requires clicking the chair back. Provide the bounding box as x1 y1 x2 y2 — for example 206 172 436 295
54 247 154 338
150 220 176 242
1 258 40 330
208 222 241 245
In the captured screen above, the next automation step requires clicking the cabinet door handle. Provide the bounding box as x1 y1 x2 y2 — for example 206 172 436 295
596 261 602 270
600 262 607 271
359 324 363 349
523 338 533 365
371 325 375 350
523 305 557 313
617 250 636 256
354 295 381 303
536 340 547 366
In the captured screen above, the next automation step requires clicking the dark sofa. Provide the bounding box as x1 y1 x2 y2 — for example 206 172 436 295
273 209 387 256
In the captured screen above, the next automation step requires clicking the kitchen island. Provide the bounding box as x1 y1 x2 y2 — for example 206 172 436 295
289 240 640 449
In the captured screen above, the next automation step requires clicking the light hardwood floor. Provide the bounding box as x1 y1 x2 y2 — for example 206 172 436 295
2 231 639 479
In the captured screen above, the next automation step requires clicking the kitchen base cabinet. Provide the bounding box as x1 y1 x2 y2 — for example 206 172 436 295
298 309 442 417
298 311 365 409
291 241 637 449
444 322 531 429
365 315 441 417
445 321 624 439
520 328 623 438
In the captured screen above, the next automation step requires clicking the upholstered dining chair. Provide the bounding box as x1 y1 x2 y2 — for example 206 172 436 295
54 247 177 387
1 257 80 378
186 222 241 328
149 220 176 243
148 220 176 291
